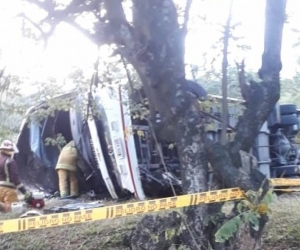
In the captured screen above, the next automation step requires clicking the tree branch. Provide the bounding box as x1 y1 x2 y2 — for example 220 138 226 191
205 140 269 196
181 0 193 37
23 0 134 49
259 0 287 80
235 60 250 102
221 0 233 145
228 0 287 166
25 0 55 11
103 0 127 24
64 18 100 44
103 0 135 49
23 0 84 46
18 13 52 48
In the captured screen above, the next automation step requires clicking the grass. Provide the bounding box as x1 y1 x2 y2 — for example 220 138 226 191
0 215 138 250
0 193 300 249
262 193 300 250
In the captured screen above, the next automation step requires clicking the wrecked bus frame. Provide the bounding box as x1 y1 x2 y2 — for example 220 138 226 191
15 84 300 201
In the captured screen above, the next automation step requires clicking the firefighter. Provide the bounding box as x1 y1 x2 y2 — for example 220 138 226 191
0 140 32 212
55 140 79 198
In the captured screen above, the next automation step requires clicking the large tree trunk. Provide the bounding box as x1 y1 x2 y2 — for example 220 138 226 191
126 0 286 249
175 104 209 249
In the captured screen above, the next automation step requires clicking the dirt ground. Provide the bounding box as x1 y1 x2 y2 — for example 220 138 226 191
0 193 299 250
262 193 300 250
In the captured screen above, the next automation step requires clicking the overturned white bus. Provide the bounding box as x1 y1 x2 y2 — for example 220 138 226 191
15 83 300 201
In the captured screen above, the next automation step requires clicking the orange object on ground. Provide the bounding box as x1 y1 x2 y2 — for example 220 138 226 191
0 186 18 212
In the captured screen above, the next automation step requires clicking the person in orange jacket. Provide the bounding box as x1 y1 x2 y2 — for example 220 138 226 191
0 140 32 212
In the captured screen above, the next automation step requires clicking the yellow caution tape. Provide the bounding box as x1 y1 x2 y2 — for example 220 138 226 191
273 189 300 192
0 187 244 235
0 177 299 235
270 178 300 187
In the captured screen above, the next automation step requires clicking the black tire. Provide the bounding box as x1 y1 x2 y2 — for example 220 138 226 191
280 104 297 115
279 114 298 126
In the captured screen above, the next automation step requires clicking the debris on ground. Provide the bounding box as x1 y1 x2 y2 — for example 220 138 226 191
43 201 104 214
20 210 43 218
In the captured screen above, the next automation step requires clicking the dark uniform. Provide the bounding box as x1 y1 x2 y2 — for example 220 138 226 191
0 140 32 212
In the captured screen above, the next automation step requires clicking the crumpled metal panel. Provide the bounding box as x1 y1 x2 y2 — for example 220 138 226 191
69 95 109 194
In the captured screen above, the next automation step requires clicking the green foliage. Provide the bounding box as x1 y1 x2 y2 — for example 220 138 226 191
215 188 276 243
280 74 300 106
45 133 67 150
177 245 191 250
203 211 225 227
244 212 260 231
189 64 258 99
0 68 29 141
130 101 150 121
164 227 177 240
215 214 243 243
260 189 277 208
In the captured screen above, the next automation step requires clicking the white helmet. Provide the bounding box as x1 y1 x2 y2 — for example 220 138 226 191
0 140 19 153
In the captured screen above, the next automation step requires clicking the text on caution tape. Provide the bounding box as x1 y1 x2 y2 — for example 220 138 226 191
270 178 300 187
1 177 300 235
0 187 243 235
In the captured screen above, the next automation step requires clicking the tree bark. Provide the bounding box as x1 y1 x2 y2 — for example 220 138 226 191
175 104 209 249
